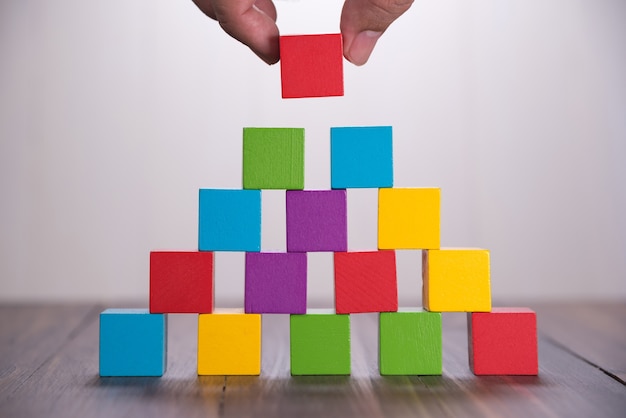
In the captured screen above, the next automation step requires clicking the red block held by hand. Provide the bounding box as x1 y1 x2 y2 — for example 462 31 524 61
280 34 344 99
150 251 214 314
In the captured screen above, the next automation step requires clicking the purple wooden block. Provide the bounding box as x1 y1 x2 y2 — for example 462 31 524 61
245 252 307 314
286 190 347 252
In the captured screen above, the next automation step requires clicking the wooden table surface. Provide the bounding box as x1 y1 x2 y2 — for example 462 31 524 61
1 301 624 417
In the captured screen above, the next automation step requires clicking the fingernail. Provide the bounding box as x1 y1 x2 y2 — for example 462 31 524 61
347 30 382 65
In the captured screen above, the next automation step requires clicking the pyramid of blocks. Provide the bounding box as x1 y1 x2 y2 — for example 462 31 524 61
99 34 538 378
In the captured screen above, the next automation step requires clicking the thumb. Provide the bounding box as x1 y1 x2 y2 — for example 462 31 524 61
340 0 413 65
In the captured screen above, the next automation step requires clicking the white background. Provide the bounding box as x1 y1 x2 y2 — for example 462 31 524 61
1 0 625 305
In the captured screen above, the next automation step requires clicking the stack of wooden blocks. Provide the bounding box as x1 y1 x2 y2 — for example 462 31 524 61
99 34 538 378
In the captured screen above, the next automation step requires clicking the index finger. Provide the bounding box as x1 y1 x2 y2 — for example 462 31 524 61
193 0 280 64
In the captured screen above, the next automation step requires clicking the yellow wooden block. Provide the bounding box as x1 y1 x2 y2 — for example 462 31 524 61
197 309 261 375
423 249 491 312
378 188 440 250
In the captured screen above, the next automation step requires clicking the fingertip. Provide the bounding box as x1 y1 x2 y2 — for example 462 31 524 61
255 33 280 65
210 0 280 65
344 30 382 66
260 51 280 65
340 0 414 65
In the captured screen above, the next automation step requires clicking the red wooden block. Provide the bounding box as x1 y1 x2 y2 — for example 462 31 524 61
334 250 398 314
150 251 214 314
279 34 344 99
468 308 538 375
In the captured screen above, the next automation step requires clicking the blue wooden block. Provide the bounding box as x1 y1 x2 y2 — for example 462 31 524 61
99 309 167 377
331 126 393 189
198 189 261 251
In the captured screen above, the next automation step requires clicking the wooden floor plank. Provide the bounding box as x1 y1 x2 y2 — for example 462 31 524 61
0 304 96 398
531 301 626 382
1 311 223 418
214 313 626 418
1 304 625 418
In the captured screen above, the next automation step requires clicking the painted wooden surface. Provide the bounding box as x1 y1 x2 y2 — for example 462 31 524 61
423 249 491 312
468 308 538 375
245 252 307 314
1 302 625 417
279 34 344 99
99 309 167 376
330 126 393 189
286 190 347 252
290 310 351 376
242 127 305 190
379 309 442 375
150 251 214 314
378 188 441 250
198 189 261 252
334 250 398 314
198 310 261 376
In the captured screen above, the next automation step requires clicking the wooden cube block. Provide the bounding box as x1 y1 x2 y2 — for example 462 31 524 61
468 308 538 375
378 188 440 250
245 252 307 314
286 190 347 252
379 309 442 375
334 250 398 314
198 310 261 375
279 34 344 99
99 309 167 377
290 309 350 375
243 127 305 190
423 249 491 312
150 251 214 314
198 189 261 252
331 126 393 189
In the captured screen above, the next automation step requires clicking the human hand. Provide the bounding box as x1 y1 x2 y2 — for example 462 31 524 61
192 0 414 65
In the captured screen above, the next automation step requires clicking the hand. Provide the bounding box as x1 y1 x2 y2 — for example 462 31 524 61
192 0 414 65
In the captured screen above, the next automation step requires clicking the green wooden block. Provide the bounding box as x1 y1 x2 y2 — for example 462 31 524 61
379 309 442 375
243 127 305 190
290 309 350 375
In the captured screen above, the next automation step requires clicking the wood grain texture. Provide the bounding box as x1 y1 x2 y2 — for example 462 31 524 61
531 301 626 383
0 304 96 398
1 302 625 418
279 34 344 99
150 252 214 314
334 250 398 314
